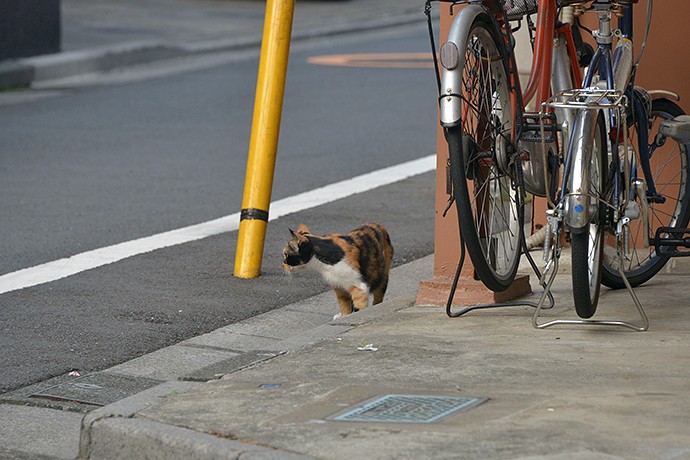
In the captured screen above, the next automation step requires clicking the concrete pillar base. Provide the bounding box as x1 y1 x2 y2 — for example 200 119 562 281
416 274 531 307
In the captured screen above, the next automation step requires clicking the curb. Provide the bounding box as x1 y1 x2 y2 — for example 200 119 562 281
0 62 34 89
87 417 314 460
0 13 425 90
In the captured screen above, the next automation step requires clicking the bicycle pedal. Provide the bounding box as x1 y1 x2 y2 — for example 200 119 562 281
654 227 690 257
659 116 690 143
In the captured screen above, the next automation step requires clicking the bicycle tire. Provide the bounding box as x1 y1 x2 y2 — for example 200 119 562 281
446 16 522 292
570 112 607 318
601 98 690 288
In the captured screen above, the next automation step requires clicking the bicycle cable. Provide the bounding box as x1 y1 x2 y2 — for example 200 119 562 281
425 0 443 96
634 0 653 67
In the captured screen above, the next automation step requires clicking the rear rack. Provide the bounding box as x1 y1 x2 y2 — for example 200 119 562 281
544 88 627 111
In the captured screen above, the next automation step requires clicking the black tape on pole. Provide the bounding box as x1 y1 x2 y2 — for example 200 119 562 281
240 208 269 222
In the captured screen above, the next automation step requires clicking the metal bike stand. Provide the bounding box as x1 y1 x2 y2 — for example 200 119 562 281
531 244 649 332
446 231 556 318
525 90 649 331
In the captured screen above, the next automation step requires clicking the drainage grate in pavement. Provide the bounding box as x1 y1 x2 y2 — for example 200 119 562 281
329 394 488 424
30 372 162 407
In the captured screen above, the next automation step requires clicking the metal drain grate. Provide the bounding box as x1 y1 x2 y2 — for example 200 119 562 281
329 394 487 423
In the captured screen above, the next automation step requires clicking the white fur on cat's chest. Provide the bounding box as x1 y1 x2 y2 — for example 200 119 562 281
309 258 368 292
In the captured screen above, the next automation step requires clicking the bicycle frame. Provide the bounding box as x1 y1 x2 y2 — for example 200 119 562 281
521 0 582 110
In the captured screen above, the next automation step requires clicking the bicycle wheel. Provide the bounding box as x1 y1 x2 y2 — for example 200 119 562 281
447 16 522 292
570 112 608 318
601 98 690 288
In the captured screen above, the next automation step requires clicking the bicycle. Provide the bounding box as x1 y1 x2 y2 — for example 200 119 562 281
425 0 690 327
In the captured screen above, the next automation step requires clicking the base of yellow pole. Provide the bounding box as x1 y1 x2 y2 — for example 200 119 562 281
234 219 268 278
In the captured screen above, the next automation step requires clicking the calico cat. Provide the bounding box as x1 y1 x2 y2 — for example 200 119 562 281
282 223 394 319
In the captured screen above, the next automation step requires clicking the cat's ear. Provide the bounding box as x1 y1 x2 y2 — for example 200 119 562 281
296 223 311 234
289 227 308 242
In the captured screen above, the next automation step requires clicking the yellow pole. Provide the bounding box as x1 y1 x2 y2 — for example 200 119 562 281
234 0 295 278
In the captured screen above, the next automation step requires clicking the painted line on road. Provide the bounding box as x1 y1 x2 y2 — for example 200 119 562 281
0 155 436 295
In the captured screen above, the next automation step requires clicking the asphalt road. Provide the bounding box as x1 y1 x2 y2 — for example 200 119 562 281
0 23 439 393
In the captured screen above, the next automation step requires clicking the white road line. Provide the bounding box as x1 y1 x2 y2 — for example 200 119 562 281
0 154 436 295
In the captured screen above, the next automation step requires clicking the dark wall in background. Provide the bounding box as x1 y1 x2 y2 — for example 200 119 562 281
0 0 60 61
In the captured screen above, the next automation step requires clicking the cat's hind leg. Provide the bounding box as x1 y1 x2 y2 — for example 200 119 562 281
372 274 389 305
348 286 370 311
334 288 355 319
372 286 385 305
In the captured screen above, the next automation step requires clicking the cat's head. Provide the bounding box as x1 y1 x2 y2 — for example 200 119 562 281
282 224 313 272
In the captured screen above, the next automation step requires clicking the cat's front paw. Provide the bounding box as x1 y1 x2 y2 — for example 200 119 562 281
332 313 343 321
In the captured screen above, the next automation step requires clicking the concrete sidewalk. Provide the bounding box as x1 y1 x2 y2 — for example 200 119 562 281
0 0 430 88
75 252 690 459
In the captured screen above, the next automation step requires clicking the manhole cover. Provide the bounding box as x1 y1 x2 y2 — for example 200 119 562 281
30 372 162 407
329 394 487 423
